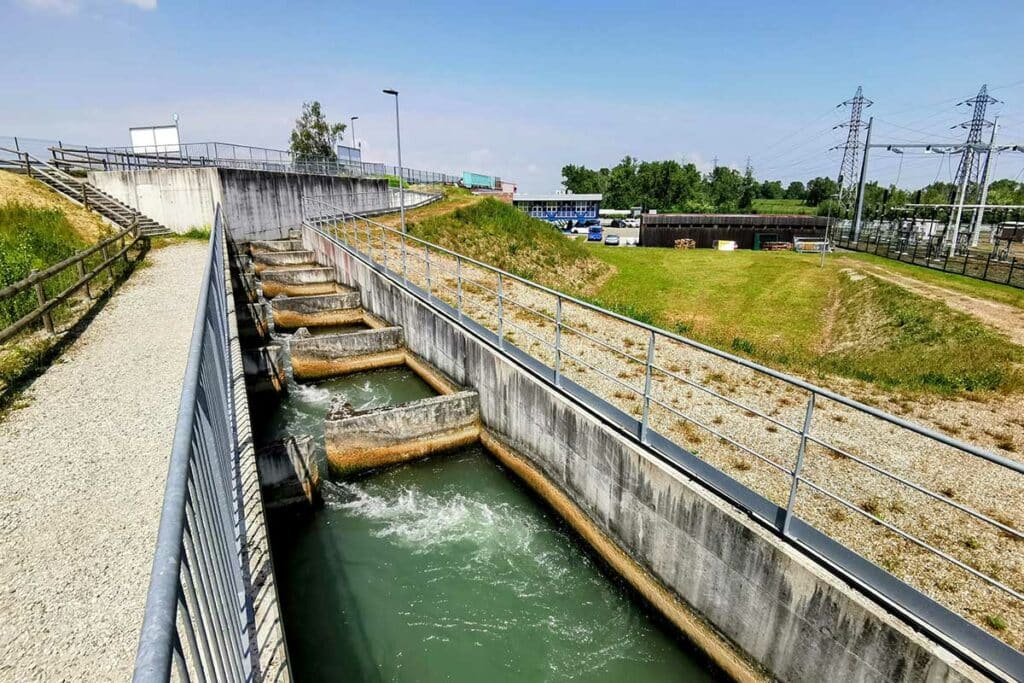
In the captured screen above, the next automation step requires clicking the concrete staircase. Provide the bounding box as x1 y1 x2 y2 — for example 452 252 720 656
0 150 171 236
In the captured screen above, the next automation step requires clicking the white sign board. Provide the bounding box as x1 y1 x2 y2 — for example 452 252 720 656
130 125 180 154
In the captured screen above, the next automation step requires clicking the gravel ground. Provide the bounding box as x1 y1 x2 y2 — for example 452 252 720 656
333 223 1024 649
0 241 208 681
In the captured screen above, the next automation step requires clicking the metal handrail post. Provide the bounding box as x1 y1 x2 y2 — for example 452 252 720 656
497 273 505 349
640 330 655 443
401 232 408 286
365 219 372 261
456 256 463 321
783 392 816 537
425 246 432 300
554 296 563 387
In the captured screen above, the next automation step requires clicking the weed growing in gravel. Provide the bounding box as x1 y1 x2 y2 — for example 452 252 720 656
986 615 1008 631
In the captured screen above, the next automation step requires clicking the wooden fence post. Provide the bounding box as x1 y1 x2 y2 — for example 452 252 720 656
77 257 92 299
32 271 54 335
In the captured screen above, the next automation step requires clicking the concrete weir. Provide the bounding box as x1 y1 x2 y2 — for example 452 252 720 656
260 266 340 298
325 391 481 476
270 291 364 328
289 327 405 380
250 238 303 254
299 228 993 683
252 250 317 274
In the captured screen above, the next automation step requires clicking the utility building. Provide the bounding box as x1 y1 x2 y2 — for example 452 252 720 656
641 213 827 249
513 193 602 224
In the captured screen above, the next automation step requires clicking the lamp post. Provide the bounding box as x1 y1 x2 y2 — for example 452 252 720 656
349 116 359 152
383 88 405 233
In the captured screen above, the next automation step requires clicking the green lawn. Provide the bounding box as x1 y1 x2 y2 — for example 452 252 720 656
751 198 818 215
586 245 1024 395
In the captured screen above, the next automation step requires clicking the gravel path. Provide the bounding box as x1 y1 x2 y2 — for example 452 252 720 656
0 241 208 681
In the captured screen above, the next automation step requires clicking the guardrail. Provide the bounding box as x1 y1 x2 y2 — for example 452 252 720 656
48 142 460 185
301 195 1024 678
132 206 254 681
0 221 140 344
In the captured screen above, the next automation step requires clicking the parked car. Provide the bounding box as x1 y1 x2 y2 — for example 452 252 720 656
623 218 640 229
587 225 604 241
604 235 620 246
623 237 638 246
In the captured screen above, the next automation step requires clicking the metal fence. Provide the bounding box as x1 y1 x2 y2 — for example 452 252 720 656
47 141 460 185
301 195 1024 678
837 223 1024 289
133 206 254 682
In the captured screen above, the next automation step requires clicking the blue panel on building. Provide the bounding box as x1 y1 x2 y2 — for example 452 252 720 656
512 195 602 224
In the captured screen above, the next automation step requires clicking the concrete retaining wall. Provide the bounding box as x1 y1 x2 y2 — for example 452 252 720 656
256 436 321 508
325 391 480 475
87 167 389 236
303 230 982 683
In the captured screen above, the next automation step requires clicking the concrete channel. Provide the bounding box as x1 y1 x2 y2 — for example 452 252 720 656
234 234 995 682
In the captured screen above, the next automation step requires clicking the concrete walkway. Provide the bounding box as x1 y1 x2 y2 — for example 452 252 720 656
0 241 208 681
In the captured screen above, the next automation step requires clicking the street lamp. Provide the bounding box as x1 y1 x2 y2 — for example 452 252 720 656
349 116 359 152
383 88 405 233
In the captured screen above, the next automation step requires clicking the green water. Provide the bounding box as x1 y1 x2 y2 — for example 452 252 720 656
253 366 438 461
269 447 718 682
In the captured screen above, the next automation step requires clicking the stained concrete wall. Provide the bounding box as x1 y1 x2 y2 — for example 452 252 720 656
302 230 983 683
325 391 480 475
87 167 390 236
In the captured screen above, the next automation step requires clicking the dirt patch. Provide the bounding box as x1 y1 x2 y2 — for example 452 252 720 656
839 258 1024 346
0 170 110 242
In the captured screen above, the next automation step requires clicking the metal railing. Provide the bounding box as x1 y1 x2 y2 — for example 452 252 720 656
0 221 140 344
133 206 254 682
48 141 461 185
301 196 1024 678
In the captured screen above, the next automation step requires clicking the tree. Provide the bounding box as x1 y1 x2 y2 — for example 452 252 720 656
604 156 640 209
805 176 838 206
289 101 346 161
738 164 757 209
760 180 784 200
784 181 806 200
707 166 744 212
561 164 609 194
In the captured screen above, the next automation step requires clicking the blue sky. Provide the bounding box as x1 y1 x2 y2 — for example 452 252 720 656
3 0 1023 192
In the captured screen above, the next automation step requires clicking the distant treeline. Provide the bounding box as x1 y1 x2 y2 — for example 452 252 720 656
562 157 1024 220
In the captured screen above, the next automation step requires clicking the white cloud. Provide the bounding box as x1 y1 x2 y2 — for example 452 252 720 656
120 0 156 9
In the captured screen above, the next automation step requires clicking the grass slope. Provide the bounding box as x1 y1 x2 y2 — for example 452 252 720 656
588 245 1024 395
406 195 610 285
0 171 109 241
0 203 87 328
